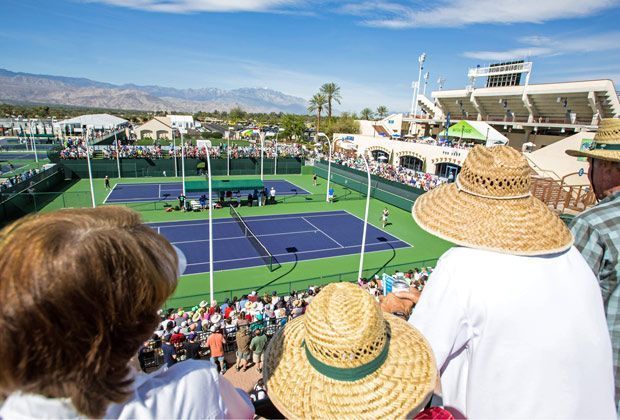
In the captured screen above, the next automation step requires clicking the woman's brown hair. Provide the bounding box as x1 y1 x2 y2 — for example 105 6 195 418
0 206 178 417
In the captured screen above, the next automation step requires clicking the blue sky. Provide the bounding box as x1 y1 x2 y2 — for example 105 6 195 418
2 0 620 113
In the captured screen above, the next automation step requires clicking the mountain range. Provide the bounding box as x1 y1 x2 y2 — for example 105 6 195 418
0 68 308 114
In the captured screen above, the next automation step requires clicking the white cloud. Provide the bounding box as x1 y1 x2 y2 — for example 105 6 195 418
86 0 300 13
342 0 619 28
463 32 620 60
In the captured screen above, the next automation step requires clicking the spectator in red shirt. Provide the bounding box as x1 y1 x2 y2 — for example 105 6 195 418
170 327 185 345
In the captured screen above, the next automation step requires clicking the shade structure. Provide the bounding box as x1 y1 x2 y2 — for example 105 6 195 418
438 120 508 146
185 179 264 193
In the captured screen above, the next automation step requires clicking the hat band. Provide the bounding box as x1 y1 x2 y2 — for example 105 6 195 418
455 178 531 200
589 142 620 151
302 335 390 382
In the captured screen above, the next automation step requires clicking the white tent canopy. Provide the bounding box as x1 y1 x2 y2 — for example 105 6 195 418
57 114 128 130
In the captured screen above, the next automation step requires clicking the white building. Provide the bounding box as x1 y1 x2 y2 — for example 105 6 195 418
167 115 195 134
56 114 128 134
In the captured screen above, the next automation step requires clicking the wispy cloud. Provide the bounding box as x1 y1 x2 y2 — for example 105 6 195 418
463 32 620 60
339 0 619 28
86 0 301 13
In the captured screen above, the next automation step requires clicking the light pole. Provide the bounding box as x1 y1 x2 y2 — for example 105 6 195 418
273 131 279 176
259 131 265 181
317 132 333 202
412 52 426 129
83 125 96 208
226 131 231 177
180 131 186 195
29 120 39 164
205 148 214 304
423 71 430 97
357 149 372 282
172 130 178 177
114 131 121 179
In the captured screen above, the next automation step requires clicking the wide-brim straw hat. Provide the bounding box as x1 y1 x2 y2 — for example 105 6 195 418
210 313 222 324
264 282 436 419
413 145 573 256
566 118 620 163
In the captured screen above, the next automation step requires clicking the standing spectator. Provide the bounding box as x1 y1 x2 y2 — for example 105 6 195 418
382 146 615 418
247 192 253 207
199 194 207 210
235 322 251 372
206 326 227 374
312 173 317 186
104 175 110 190
566 118 620 413
269 186 276 204
249 329 268 373
328 187 334 203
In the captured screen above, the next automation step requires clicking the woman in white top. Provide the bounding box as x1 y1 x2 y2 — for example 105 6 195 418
0 207 254 419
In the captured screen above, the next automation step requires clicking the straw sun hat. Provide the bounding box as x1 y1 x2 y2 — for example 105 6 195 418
263 282 436 419
413 145 573 256
566 118 620 163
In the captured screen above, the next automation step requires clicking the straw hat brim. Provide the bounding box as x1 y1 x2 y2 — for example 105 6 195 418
412 183 573 256
565 148 620 163
263 314 437 419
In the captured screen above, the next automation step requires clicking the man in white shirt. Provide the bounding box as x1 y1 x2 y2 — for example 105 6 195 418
269 186 276 204
381 146 616 418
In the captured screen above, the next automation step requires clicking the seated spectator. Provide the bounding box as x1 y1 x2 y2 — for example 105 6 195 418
263 282 436 418
0 207 254 419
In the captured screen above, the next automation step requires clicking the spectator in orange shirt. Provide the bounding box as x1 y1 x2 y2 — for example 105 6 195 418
206 326 227 374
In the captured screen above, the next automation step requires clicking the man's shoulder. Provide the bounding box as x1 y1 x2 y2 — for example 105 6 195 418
571 198 620 229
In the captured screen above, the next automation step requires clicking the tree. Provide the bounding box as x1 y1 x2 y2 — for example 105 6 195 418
376 105 389 120
360 108 374 121
322 114 360 138
280 114 306 141
229 106 246 122
320 82 341 122
308 93 327 138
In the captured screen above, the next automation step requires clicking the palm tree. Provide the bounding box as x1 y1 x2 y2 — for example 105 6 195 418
320 83 342 122
360 108 374 121
308 93 327 138
376 105 389 120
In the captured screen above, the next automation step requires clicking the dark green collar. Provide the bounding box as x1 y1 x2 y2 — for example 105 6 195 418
589 142 620 151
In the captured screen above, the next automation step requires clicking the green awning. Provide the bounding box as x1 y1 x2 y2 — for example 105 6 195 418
438 120 487 141
185 179 264 192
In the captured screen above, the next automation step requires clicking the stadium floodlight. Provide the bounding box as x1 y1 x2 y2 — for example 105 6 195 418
317 132 332 202
172 130 178 177
82 121 96 209
29 119 39 164
357 149 372 283
412 52 427 122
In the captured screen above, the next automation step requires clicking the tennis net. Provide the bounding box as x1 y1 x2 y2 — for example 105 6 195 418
229 205 280 271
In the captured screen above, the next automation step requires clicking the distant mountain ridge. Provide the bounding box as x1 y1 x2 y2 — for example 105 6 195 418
0 68 308 114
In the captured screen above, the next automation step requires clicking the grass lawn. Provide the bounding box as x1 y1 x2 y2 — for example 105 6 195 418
40 172 453 308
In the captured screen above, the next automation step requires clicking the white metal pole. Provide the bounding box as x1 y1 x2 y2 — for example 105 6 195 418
206 150 214 304
181 131 186 195
227 135 230 177
30 121 39 164
172 130 178 177
358 152 371 281
84 127 96 208
114 131 121 179
274 132 278 175
260 132 265 181
325 134 333 202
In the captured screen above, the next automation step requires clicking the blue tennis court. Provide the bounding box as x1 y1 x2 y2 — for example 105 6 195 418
104 179 309 203
151 210 411 273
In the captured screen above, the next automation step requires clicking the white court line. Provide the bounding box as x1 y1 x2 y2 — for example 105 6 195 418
301 216 344 248
342 209 413 248
156 212 350 230
158 183 162 199
102 183 118 204
185 239 406 266
280 179 310 195
171 229 318 245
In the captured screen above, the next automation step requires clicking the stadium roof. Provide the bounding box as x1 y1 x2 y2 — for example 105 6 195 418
57 113 128 128
428 79 619 128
